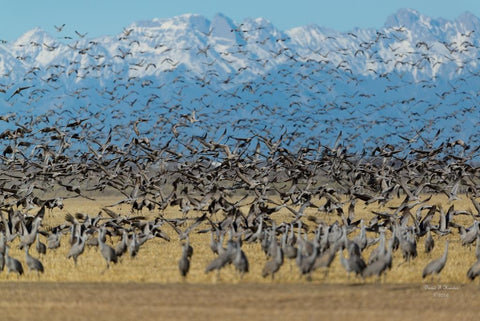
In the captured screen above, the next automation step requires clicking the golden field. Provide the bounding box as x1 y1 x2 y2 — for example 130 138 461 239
1 282 479 321
1 194 480 321
0 194 478 284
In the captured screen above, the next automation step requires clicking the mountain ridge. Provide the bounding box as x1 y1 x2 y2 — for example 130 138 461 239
0 9 479 156
3 8 480 79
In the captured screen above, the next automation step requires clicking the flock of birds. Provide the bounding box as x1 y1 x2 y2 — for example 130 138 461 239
0 14 479 152
0 16 479 283
0 115 478 283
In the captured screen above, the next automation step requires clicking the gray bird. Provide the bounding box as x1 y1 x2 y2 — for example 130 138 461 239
312 246 336 276
47 228 62 250
36 233 47 256
178 239 191 278
98 227 118 269
19 214 43 250
475 235 480 261
460 221 479 246
345 242 366 277
362 237 394 280
353 219 367 251
400 231 417 263
296 241 318 281
128 231 140 258
262 239 283 280
232 239 249 277
115 230 129 257
0 232 5 270
368 231 386 264
340 250 352 278
422 240 448 280
0 252 4 272
281 225 297 260
25 245 44 275
467 259 480 281
5 246 23 277
67 233 86 266
205 239 236 276
424 227 434 254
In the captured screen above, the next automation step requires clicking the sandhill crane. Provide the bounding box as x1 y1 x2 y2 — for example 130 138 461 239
262 238 283 280
233 239 249 277
75 30 87 38
115 230 128 257
129 231 140 258
312 245 336 277
266 222 278 258
368 230 386 264
54 24 65 32
205 239 236 277
36 233 47 256
98 227 118 269
184 238 193 259
178 238 191 278
0 233 5 271
282 225 297 260
362 237 394 281
25 245 44 276
5 246 23 277
424 227 434 254
7 85 32 101
47 228 62 250
467 259 480 281
209 230 222 255
0 232 5 258
19 213 43 250
475 236 480 261
460 221 479 246
296 241 318 281
281 227 297 272
67 233 86 266
353 220 367 251
400 230 417 263
245 216 263 243
344 242 366 278
340 249 352 278
422 240 448 281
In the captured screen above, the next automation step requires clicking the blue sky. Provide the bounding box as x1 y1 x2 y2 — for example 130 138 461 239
0 0 479 41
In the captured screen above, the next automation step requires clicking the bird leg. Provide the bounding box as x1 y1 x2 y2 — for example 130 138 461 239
323 268 330 280
306 273 312 282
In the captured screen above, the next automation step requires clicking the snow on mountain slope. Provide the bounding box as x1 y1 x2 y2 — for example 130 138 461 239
0 9 479 156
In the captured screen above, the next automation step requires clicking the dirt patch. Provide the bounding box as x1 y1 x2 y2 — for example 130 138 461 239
0 282 478 321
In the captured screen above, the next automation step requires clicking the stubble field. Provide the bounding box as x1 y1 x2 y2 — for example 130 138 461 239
1 195 479 320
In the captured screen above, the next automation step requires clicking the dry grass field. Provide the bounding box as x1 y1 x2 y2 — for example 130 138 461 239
1 282 479 321
1 194 479 320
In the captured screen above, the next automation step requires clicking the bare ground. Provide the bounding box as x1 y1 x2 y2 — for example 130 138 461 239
2 197 479 320
0 282 479 321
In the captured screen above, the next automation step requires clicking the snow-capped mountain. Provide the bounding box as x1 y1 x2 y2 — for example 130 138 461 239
0 8 479 156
